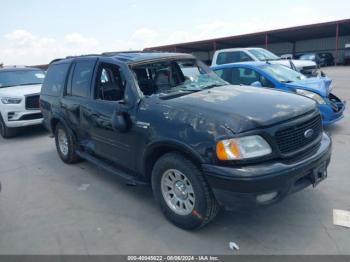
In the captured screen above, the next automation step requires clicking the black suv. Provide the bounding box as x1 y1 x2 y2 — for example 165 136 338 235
40 52 332 229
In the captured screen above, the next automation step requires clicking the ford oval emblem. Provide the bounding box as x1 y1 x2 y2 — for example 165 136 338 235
304 129 314 138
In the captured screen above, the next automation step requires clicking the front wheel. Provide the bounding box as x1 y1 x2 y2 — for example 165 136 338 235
152 153 220 230
0 115 15 139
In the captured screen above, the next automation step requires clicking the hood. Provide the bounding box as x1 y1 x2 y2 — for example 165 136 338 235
291 59 317 68
164 85 317 133
270 59 316 69
286 77 332 97
0 84 42 97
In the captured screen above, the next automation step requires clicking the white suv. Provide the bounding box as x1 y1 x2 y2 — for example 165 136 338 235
211 48 318 77
0 67 45 138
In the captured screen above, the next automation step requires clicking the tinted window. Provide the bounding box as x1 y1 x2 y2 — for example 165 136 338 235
216 51 252 65
41 63 70 96
71 61 95 98
213 68 234 83
232 68 260 85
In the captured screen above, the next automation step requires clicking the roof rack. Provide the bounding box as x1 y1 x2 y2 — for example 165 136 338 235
65 54 100 59
49 50 170 64
101 51 144 56
102 50 166 56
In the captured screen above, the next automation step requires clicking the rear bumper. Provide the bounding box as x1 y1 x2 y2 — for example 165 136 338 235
202 133 332 209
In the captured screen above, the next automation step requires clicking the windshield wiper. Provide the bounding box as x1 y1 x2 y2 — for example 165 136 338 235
201 83 226 90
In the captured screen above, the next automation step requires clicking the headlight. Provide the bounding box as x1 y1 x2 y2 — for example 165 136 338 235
1 97 22 104
295 89 326 104
216 135 272 160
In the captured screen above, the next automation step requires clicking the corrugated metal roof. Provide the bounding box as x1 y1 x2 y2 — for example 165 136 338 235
145 18 350 52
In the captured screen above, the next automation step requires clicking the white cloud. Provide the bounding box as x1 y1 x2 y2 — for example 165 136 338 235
0 30 102 65
0 12 342 65
64 33 99 46
130 28 158 47
5 29 36 46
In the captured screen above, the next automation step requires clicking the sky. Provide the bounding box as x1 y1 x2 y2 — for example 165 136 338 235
0 0 349 65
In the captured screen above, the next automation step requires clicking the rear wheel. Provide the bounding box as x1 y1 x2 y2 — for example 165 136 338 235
152 153 220 230
0 115 15 139
54 122 80 164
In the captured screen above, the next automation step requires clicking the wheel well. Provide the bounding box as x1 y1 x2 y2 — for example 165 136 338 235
144 145 202 180
50 118 59 133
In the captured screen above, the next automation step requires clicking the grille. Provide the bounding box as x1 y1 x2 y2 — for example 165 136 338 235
25 95 40 110
302 66 317 71
275 115 322 154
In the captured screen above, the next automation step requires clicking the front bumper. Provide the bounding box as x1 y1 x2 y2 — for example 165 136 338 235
1 107 43 128
202 133 332 209
319 99 346 126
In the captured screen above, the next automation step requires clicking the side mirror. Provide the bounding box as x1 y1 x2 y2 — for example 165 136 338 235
251 81 263 87
112 109 128 132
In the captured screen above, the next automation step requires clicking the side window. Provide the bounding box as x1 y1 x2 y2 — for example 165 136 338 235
213 69 224 78
236 68 260 85
239 52 253 62
260 75 275 88
41 63 70 96
216 51 253 65
95 63 126 101
221 68 234 83
70 61 95 98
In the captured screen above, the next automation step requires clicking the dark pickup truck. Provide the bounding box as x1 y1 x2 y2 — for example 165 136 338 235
40 52 332 229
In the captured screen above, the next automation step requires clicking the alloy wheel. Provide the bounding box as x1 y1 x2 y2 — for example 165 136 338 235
161 169 196 216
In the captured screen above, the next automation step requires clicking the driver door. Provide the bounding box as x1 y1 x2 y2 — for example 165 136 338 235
80 61 137 169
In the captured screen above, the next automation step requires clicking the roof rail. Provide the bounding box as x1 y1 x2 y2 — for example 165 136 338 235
65 54 100 59
49 58 64 64
102 50 166 56
101 51 143 56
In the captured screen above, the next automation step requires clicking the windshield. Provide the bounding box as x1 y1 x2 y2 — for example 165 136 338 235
260 64 306 83
132 59 227 96
249 49 280 61
0 69 45 88
300 54 316 60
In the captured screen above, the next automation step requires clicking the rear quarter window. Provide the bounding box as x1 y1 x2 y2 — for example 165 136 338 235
41 63 70 96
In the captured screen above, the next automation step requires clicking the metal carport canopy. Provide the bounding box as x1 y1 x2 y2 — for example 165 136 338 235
144 18 350 52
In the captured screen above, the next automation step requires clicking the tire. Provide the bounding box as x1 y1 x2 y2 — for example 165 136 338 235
0 114 15 139
54 122 80 164
152 152 220 230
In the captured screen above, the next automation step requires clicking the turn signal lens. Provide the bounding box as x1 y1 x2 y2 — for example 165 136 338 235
216 136 272 161
216 139 241 160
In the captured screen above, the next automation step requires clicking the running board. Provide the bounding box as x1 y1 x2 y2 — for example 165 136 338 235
76 150 149 186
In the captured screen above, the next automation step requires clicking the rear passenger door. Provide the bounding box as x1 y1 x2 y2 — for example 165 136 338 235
60 58 97 139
